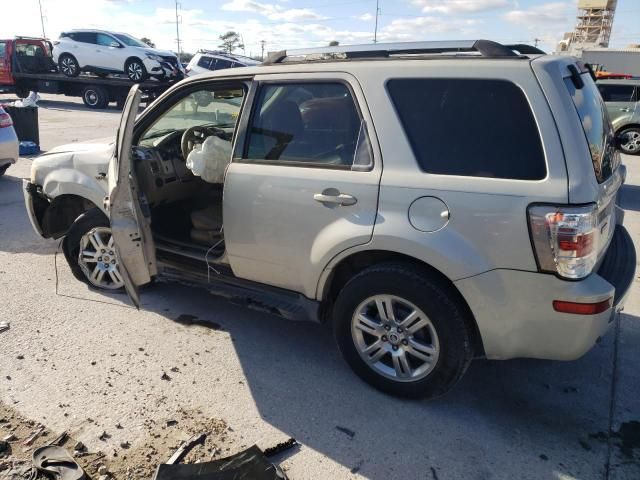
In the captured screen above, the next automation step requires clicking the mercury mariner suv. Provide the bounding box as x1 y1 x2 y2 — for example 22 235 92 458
24 40 636 399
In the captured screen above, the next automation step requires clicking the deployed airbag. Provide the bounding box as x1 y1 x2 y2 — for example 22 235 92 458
186 136 232 184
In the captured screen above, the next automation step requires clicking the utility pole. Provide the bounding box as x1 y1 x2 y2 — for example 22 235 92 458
373 0 381 44
38 0 46 38
534 38 541 48
175 0 182 61
260 40 266 61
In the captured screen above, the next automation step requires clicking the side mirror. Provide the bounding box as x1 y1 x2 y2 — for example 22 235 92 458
110 42 121 48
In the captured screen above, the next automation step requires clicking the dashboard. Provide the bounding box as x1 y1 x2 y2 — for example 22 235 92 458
133 132 200 206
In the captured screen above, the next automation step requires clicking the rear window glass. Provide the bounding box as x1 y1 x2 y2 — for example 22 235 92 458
564 74 615 183
598 84 636 102
387 78 546 180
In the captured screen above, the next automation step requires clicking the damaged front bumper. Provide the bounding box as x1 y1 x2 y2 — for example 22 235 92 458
23 180 49 237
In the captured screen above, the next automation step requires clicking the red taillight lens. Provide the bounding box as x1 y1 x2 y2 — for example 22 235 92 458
553 298 612 315
528 204 601 279
0 112 13 128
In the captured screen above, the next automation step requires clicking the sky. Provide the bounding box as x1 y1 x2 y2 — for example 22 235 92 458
4 0 639 57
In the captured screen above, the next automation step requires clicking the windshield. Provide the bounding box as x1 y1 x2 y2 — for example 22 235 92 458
139 87 245 146
564 72 617 183
113 34 148 48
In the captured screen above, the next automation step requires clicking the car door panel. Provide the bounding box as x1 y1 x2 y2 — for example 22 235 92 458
107 85 157 307
224 73 382 299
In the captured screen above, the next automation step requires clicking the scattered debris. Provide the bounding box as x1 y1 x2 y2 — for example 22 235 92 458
166 432 207 465
350 459 364 474
160 372 171 381
16 355 24 360
155 445 288 480
98 431 110 441
166 420 178 427
73 441 85 452
3 433 16 442
21 425 44 447
0 321 9 334
263 438 297 458
174 314 222 330
0 439 8 455
120 441 131 449
98 464 109 475
33 445 86 480
335 425 356 439
539 454 549 461
50 431 68 446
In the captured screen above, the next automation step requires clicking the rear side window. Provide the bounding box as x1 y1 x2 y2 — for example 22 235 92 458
74 32 96 44
214 59 233 70
597 84 636 102
197 56 212 69
387 79 546 180
0 42 5 58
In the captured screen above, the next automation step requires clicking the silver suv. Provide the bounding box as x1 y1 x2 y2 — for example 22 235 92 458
24 40 636 398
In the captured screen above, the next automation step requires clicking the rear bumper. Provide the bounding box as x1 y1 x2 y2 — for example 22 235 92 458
456 225 636 360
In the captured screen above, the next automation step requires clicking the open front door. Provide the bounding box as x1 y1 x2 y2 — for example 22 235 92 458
107 85 157 308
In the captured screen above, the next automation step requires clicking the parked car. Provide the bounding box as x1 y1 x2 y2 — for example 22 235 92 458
53 30 184 82
597 79 640 155
24 40 635 399
185 50 260 76
0 106 18 176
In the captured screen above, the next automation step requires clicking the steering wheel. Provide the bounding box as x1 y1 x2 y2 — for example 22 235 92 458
181 125 227 160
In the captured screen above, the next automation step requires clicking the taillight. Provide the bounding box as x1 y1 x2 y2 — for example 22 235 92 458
0 112 12 128
528 204 599 279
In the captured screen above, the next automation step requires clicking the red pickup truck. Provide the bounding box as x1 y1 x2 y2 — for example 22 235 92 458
0 37 176 109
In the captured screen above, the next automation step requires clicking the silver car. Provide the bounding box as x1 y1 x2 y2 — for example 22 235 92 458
597 79 640 155
24 41 636 399
0 106 18 176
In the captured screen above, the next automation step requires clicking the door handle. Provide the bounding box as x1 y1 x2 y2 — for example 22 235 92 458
620 108 631 112
314 191 357 206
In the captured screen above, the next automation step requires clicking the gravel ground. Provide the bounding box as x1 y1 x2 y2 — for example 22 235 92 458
0 94 639 479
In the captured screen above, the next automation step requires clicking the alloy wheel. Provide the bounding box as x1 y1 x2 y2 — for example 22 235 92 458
77 227 124 290
127 62 143 81
620 129 640 154
60 57 77 76
351 294 440 382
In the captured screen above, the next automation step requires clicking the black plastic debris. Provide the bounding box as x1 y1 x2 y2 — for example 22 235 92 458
153 445 287 480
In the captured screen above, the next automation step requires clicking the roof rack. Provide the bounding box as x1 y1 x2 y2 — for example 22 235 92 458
197 49 260 63
264 40 529 64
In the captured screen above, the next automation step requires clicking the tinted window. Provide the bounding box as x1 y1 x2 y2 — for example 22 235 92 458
565 74 616 183
598 84 635 102
214 59 232 70
0 42 5 58
387 79 546 180
74 32 96 44
96 33 117 47
197 56 213 69
244 82 372 169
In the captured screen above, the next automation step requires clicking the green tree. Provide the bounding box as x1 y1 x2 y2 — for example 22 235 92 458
219 31 244 53
328 40 339 46
140 37 156 48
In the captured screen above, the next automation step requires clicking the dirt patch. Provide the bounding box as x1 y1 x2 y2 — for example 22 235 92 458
0 402 232 479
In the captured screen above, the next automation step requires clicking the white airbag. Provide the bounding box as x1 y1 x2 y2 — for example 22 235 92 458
186 135 232 184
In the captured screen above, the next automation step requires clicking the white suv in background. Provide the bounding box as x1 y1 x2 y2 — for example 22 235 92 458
53 30 184 82
185 50 260 76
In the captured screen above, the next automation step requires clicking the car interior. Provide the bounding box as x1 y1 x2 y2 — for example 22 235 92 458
131 81 370 273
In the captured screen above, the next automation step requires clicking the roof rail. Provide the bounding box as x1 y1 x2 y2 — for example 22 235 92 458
15 36 47 41
264 40 524 64
505 44 546 55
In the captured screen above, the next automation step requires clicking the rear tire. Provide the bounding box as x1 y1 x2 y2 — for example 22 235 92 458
63 208 125 291
618 127 640 155
333 263 474 399
58 54 80 77
81 86 109 109
0 164 9 177
125 58 147 82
